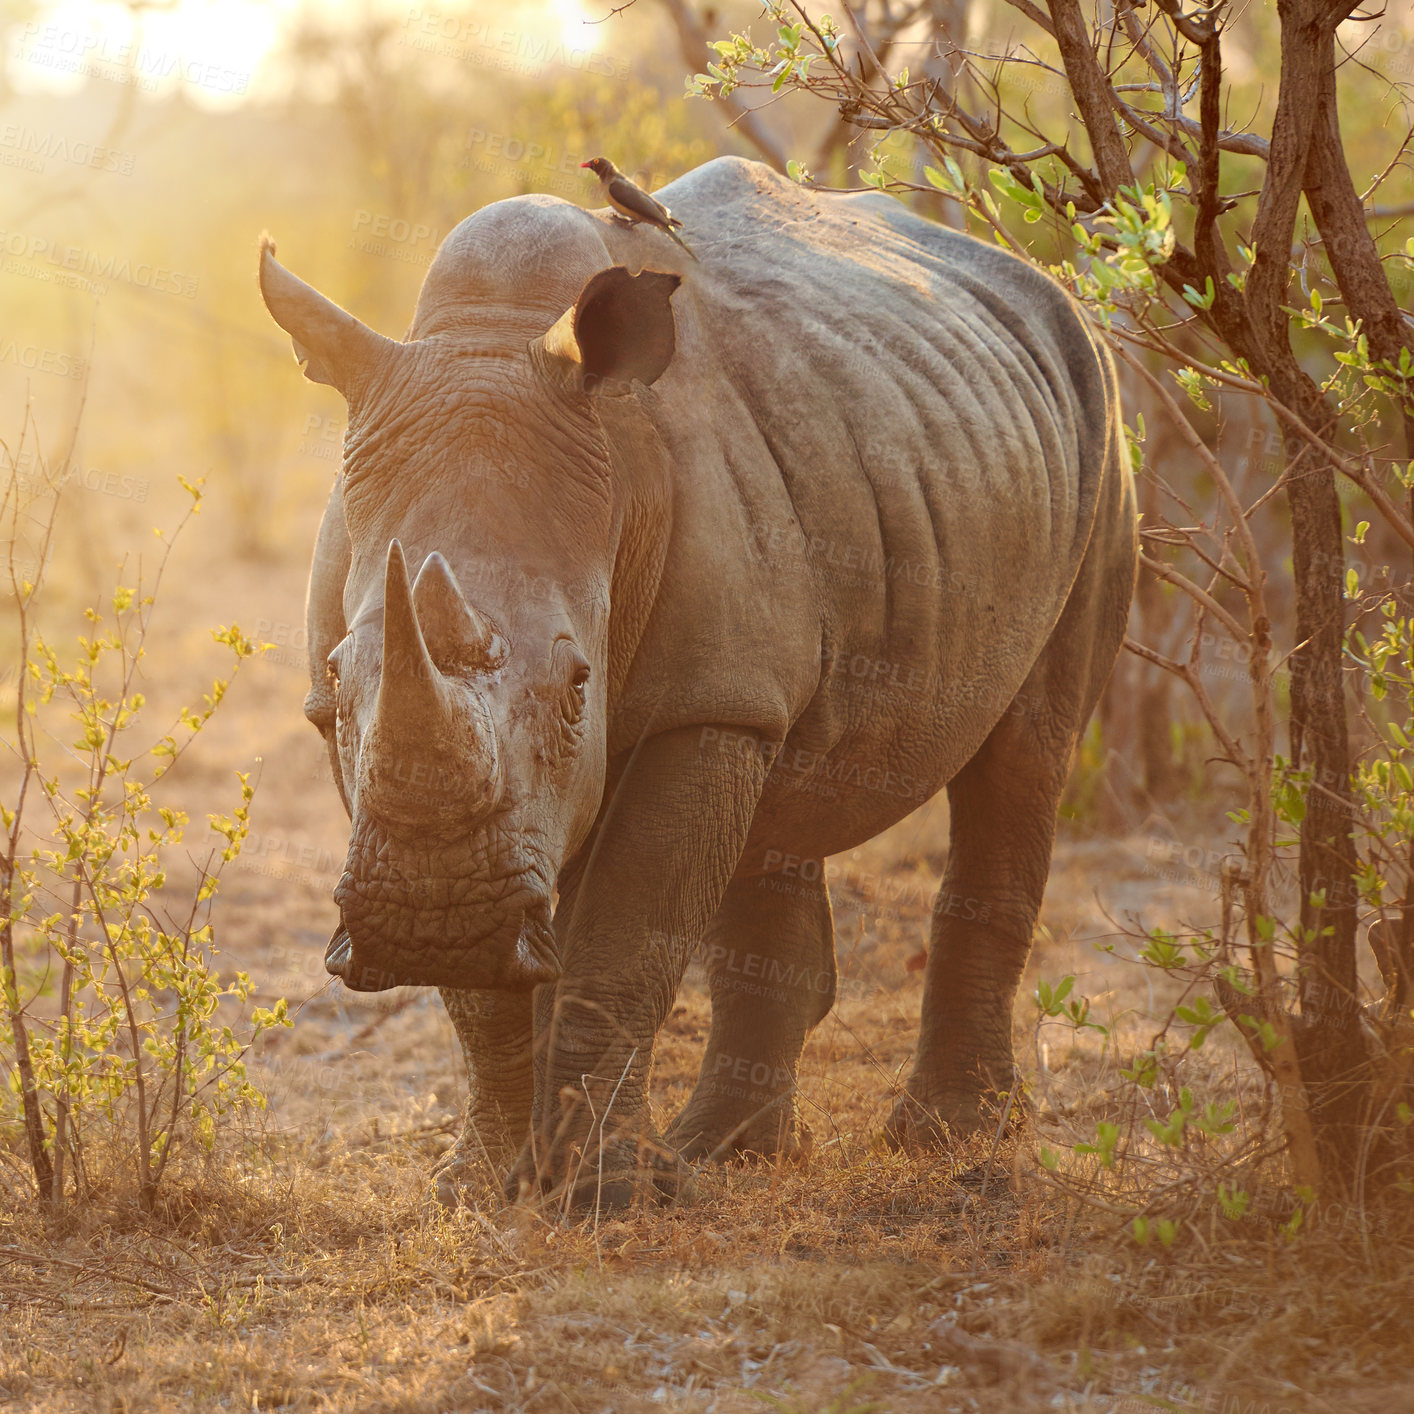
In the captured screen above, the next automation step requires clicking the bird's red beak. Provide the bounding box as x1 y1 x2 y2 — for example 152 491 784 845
580 161 593 169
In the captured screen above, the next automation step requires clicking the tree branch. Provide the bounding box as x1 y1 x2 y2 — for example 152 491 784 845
658 0 790 172
1046 0 1135 193
1139 549 1249 645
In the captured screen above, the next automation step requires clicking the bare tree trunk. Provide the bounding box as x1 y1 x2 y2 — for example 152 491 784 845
1106 0 1369 1186
1300 23 1414 1014
1257 0 1397 1188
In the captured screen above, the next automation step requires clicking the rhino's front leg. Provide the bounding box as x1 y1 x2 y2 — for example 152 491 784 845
433 987 534 1206
513 724 771 1209
668 866 836 1163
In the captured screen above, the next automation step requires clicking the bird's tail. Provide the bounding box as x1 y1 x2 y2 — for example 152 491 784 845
668 227 700 262
668 216 684 229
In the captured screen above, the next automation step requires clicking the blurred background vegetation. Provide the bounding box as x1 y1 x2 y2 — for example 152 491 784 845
0 0 1411 820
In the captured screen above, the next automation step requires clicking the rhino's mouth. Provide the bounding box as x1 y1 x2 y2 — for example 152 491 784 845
327 813 561 991
325 904 560 992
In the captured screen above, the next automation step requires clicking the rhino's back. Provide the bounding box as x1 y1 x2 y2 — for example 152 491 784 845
613 161 1125 827
659 158 1111 574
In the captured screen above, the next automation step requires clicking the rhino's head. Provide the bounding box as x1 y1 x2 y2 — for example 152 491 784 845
257 211 682 991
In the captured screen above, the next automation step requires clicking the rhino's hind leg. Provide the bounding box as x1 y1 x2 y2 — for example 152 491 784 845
669 869 836 1162
887 495 1132 1149
434 987 535 1206
884 719 1071 1149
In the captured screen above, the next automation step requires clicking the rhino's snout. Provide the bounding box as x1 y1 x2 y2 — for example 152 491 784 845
330 814 562 992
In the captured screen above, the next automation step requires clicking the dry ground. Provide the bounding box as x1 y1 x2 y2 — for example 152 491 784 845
3 511 1413 1412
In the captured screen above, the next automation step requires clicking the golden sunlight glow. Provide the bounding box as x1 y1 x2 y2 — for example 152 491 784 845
7 0 294 107
548 0 599 54
8 0 610 107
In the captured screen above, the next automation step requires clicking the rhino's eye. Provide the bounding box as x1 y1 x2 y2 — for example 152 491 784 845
552 639 590 728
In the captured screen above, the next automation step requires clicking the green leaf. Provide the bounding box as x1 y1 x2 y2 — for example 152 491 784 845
1218 1183 1250 1219
1181 276 1216 310
988 166 1040 209
924 164 959 195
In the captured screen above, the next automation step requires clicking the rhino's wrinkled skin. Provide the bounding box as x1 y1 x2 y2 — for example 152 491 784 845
258 157 1136 1205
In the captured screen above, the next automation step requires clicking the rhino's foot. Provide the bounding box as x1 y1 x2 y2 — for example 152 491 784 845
506 1127 691 1214
431 1128 516 1211
668 1094 810 1165
433 1156 481 1212
883 1081 1017 1153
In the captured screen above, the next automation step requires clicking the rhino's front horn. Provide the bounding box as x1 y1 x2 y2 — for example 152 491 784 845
258 234 400 398
412 552 506 673
357 541 503 833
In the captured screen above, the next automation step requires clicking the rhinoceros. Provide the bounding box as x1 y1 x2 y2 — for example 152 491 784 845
257 156 1136 1205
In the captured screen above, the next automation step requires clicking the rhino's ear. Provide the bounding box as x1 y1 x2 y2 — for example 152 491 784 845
532 266 681 394
258 234 399 398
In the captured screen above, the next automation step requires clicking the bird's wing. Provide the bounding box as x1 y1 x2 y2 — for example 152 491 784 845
606 175 674 227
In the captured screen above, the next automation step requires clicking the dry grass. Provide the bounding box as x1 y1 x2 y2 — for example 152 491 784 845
4 532 1414 1413
4 804 1414 1412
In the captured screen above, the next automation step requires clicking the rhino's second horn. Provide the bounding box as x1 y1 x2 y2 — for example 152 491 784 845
357 539 503 832
412 551 504 672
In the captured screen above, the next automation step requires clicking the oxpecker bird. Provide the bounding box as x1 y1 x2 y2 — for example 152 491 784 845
581 157 698 260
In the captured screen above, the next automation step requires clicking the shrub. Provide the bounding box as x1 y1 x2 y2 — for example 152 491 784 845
0 431 289 1213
